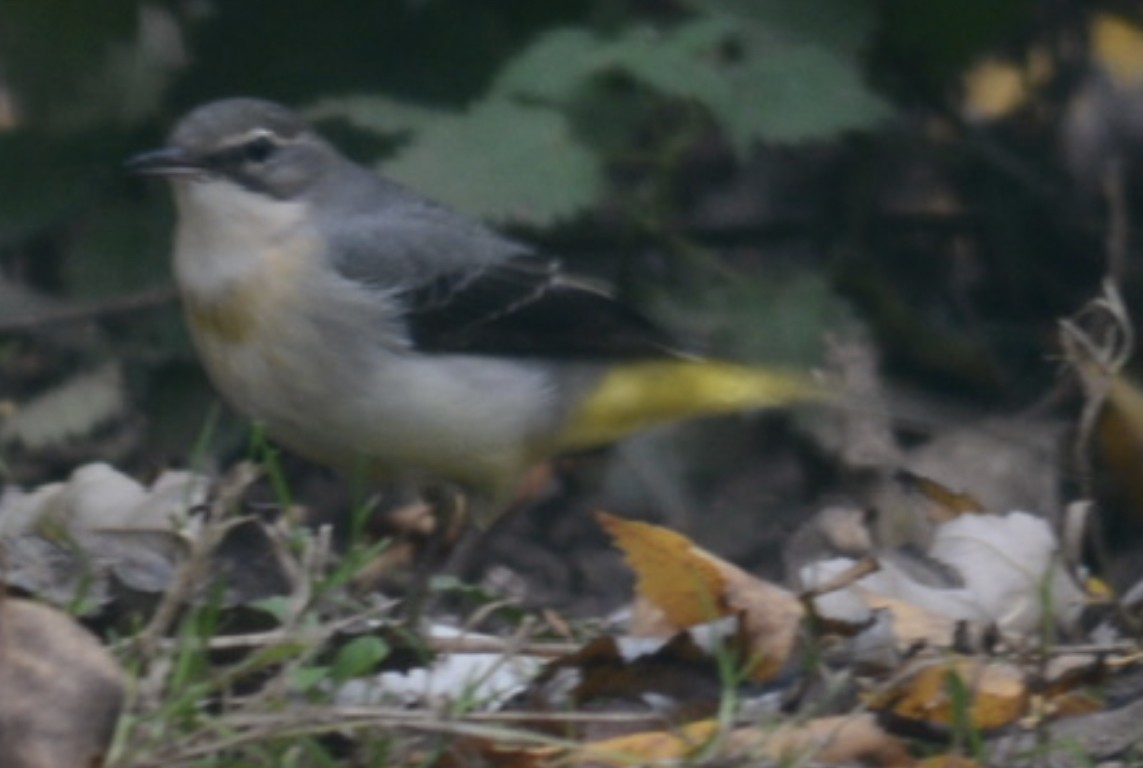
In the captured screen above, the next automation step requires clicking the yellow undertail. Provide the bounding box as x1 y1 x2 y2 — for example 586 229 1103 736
555 359 826 452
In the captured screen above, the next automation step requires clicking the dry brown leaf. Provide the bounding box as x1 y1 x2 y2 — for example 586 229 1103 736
529 633 720 721
731 714 914 767
1038 690 1104 720
915 756 981 768
568 715 912 767
0 596 125 768
599 512 804 681
720 563 806 682
1031 653 1107 720
1098 373 1143 513
863 592 962 649
468 721 719 768
576 719 720 766
461 738 554 768
870 656 1028 731
477 715 913 767
597 512 727 627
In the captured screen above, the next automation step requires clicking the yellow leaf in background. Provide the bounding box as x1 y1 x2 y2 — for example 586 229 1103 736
576 720 719 766
1092 13 1143 88
870 656 1028 731
597 512 728 627
961 49 1052 122
916 757 982 768
1105 373 1143 440
737 714 913 767
962 58 1031 121
576 715 912 768
598 512 805 682
1098 373 1143 515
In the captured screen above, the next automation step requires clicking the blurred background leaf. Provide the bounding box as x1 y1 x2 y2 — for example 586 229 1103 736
382 99 604 225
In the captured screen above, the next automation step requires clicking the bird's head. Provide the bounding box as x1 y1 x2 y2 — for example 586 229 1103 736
126 97 338 201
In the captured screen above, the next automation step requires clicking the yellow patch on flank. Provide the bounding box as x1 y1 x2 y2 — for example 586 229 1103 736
555 359 824 452
183 284 264 344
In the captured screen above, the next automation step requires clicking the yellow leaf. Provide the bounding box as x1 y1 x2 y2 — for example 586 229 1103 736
597 512 728 627
870 656 1028 731
599 512 804 681
578 716 912 767
1092 13 1143 88
916 756 982 768
962 58 1031 121
577 720 719 766
1098 373 1143 515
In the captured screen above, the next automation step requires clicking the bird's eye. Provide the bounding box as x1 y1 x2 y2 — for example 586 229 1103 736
242 135 277 164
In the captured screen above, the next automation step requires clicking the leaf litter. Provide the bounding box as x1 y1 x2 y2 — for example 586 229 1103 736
0 307 1141 765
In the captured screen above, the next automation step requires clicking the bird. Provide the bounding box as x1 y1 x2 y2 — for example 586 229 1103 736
127 97 822 527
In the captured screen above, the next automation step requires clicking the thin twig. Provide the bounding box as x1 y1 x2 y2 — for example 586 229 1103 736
153 624 579 658
0 285 177 333
141 706 674 766
134 463 261 660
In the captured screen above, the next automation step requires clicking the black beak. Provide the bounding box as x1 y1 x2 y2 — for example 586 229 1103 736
125 146 204 176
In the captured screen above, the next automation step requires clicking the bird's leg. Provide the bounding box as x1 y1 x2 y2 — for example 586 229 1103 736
403 465 557 622
401 484 466 624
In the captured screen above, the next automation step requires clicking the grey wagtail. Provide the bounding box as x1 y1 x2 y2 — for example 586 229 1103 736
127 97 821 524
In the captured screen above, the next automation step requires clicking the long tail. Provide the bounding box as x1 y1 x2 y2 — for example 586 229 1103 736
555 359 827 452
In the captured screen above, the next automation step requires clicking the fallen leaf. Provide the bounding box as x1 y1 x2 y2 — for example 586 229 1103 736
472 715 913 768
597 512 727 627
915 756 981 768
804 509 1085 640
0 596 125 767
568 714 912 767
599 512 804 681
1097 373 1143 515
929 511 1085 634
526 632 723 729
870 656 1028 731
863 593 963 649
576 719 719 765
733 714 914 767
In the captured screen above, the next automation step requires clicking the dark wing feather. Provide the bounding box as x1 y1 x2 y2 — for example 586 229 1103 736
322 170 677 359
404 255 677 358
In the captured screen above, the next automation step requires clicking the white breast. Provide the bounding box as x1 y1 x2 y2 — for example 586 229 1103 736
168 176 563 494
171 176 315 299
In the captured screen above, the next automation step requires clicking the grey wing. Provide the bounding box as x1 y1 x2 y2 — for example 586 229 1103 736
328 196 677 359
